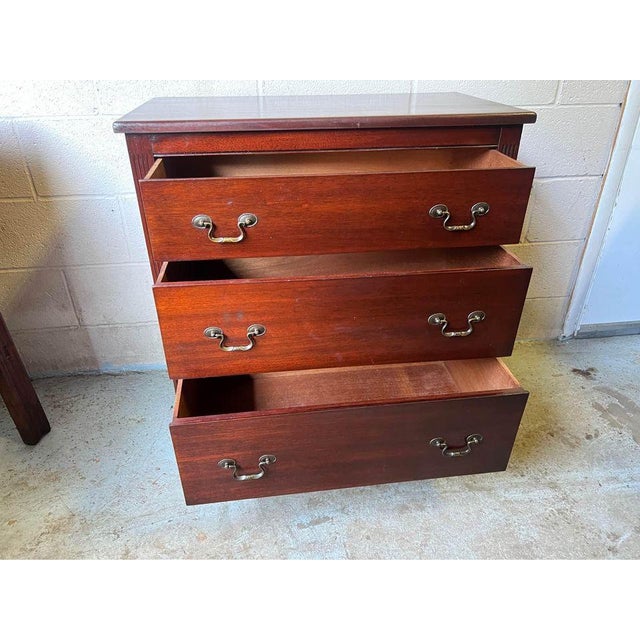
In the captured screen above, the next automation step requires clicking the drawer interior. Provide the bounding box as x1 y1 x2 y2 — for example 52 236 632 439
146 148 525 180
174 359 522 420
158 247 526 284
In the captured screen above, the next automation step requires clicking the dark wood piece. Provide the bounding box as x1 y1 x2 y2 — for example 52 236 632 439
170 359 528 504
153 248 531 379
113 93 536 134
0 313 50 445
140 148 535 260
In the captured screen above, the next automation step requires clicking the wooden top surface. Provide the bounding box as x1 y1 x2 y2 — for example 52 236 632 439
113 92 537 134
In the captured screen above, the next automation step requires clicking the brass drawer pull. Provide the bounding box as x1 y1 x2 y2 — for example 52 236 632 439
430 434 483 457
218 455 276 481
429 202 489 231
191 213 258 243
204 324 266 352
428 310 485 337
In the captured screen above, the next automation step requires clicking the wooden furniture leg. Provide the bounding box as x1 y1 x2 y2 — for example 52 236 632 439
0 313 50 445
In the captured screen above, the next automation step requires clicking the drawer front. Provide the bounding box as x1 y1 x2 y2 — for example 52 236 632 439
141 166 534 260
171 391 528 505
154 267 531 379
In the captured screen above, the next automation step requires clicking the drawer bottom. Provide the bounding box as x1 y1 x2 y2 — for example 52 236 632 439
170 359 528 505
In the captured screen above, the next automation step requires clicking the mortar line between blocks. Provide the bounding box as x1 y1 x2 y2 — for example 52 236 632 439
523 103 624 110
10 120 39 202
0 262 151 274
115 196 136 262
535 176 603 183
1 114 132 121
554 81 563 104
522 295 570 300
520 204 533 241
38 193 137 201
91 80 102 115
511 239 584 248
409 81 417 111
12 321 160 336
59 269 82 326
65 321 160 329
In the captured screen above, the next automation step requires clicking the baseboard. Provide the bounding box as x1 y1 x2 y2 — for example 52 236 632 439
576 321 640 339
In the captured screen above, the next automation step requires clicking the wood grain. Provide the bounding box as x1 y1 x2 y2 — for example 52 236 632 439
174 358 522 418
170 386 529 504
140 149 534 260
149 126 502 155
161 247 522 281
157 147 523 177
153 250 532 379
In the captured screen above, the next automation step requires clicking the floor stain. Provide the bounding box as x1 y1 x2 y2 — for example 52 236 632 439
572 367 597 379
297 516 332 529
606 529 637 554
585 429 600 440
546 428 581 447
593 386 640 445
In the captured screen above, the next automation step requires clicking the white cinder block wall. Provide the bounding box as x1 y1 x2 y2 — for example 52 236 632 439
0 80 629 375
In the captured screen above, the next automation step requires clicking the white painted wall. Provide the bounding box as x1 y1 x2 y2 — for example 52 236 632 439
0 80 629 375
579 114 640 326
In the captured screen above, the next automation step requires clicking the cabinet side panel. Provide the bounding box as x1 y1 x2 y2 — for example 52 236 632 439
498 125 524 159
125 134 162 279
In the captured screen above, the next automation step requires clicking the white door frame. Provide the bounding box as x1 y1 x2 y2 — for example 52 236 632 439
561 81 640 340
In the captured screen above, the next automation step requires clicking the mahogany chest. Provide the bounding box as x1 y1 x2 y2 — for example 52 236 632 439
114 92 536 505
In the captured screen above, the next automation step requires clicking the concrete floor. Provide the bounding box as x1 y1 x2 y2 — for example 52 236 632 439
1 336 639 559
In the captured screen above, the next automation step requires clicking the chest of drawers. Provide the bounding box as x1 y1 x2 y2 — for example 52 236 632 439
114 92 536 505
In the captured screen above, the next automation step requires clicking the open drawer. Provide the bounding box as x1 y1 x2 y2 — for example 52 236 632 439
140 147 535 260
170 358 529 504
153 247 532 379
